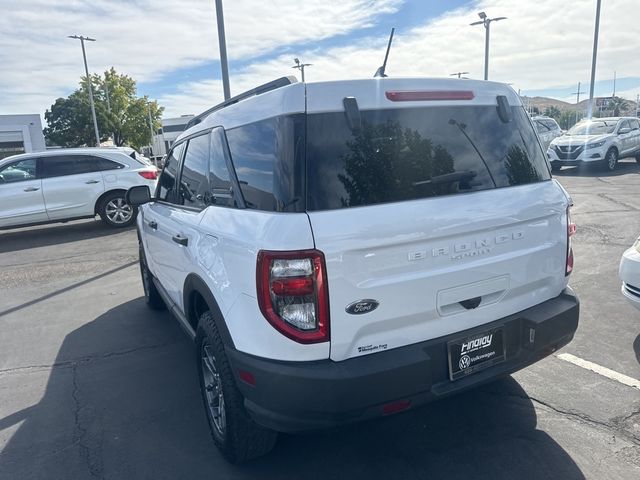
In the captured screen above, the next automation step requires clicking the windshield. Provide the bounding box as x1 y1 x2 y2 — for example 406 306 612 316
568 121 616 136
306 105 550 211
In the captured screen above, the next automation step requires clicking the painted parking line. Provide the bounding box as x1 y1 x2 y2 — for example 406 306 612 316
557 352 640 391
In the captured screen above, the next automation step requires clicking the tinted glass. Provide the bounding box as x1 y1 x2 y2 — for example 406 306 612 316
179 134 210 209
41 155 99 177
226 115 305 212
535 120 549 132
0 158 37 183
619 120 631 131
158 143 184 202
306 106 551 211
96 157 125 170
209 128 235 208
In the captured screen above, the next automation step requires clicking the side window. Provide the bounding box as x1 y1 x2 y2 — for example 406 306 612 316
619 120 631 132
0 158 37 183
157 143 184 201
543 120 558 131
630 119 640 131
209 128 235 208
41 155 97 177
225 115 305 212
179 133 210 209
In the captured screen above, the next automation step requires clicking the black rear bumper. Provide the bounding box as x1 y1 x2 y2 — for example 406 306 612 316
226 288 579 433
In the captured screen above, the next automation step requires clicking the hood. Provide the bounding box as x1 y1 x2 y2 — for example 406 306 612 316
551 133 611 147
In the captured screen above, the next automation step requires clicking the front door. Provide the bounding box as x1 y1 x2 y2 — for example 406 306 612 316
0 158 47 228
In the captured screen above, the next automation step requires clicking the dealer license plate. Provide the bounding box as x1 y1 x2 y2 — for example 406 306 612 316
448 327 506 381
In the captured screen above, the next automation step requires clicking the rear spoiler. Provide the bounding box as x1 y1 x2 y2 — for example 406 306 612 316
186 76 298 129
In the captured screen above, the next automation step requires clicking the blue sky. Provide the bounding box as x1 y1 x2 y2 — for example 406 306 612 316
1 0 639 119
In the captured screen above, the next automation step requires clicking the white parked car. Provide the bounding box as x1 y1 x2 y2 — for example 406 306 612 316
532 116 563 151
0 148 158 229
619 237 640 311
127 76 580 462
548 117 640 172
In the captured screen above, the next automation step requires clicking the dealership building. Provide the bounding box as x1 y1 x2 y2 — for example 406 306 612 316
0 114 46 160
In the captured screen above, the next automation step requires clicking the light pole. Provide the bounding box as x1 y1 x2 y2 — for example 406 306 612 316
572 82 586 125
68 35 100 146
292 58 312 82
214 0 231 100
470 12 506 81
587 0 602 119
147 101 155 156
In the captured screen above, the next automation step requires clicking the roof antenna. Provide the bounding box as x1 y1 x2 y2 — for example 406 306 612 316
374 28 395 78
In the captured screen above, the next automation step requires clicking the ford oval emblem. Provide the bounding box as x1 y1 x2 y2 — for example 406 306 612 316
345 299 379 315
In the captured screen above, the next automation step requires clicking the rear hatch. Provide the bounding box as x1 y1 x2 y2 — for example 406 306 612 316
304 79 570 361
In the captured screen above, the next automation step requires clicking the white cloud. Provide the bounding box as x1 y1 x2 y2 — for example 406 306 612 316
159 0 640 117
0 0 402 115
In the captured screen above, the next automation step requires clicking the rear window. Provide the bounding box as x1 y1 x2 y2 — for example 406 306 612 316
306 106 550 211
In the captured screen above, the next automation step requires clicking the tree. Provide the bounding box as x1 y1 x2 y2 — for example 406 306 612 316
543 106 562 120
44 68 163 149
607 96 629 116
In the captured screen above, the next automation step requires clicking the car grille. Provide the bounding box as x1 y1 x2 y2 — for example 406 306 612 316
554 145 584 160
624 283 640 298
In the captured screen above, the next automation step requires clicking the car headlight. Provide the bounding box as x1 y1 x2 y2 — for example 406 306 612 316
586 140 606 149
635 237 640 253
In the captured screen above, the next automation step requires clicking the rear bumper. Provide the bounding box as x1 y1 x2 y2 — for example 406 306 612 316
227 288 580 433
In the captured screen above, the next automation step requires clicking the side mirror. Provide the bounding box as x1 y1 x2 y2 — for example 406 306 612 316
126 185 151 206
618 127 631 135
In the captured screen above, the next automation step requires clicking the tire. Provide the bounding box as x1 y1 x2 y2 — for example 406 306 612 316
602 148 618 172
550 162 561 172
98 191 137 228
139 245 165 310
196 311 277 463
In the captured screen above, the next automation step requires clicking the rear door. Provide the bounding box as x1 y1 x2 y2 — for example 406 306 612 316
40 155 105 220
0 157 47 227
304 82 569 361
145 133 211 309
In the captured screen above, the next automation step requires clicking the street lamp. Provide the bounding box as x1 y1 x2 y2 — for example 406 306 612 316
292 58 312 83
587 0 602 119
68 35 101 147
470 12 507 81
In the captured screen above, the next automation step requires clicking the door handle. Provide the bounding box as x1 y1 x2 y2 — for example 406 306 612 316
23 187 40 192
148 220 157 230
85 180 100 184
172 235 188 246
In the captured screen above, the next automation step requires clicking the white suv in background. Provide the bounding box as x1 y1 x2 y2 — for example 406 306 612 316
0 148 158 229
532 116 563 151
128 76 580 463
548 117 640 172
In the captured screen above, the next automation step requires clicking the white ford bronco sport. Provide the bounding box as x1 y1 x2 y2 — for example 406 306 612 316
126 76 580 463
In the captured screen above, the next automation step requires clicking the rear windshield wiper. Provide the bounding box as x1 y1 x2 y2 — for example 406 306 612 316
412 170 477 186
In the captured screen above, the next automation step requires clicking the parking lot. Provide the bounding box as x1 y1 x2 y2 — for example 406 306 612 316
0 160 639 480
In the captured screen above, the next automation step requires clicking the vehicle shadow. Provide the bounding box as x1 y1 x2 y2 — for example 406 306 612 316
0 298 586 480
0 219 133 254
634 333 640 365
553 158 640 177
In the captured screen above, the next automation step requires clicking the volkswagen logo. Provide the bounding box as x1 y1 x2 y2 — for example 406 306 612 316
459 355 471 370
345 299 379 315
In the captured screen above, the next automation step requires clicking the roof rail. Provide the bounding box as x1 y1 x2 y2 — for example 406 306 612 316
186 76 298 129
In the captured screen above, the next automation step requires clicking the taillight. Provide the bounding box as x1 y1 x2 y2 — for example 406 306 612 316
138 170 158 180
385 90 475 102
257 250 329 344
566 206 576 276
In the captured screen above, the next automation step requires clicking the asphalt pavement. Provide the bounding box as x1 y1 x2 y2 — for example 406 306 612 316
0 160 639 479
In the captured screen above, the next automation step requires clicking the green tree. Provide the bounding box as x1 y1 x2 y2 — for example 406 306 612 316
543 106 562 120
608 96 629 116
44 68 163 149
